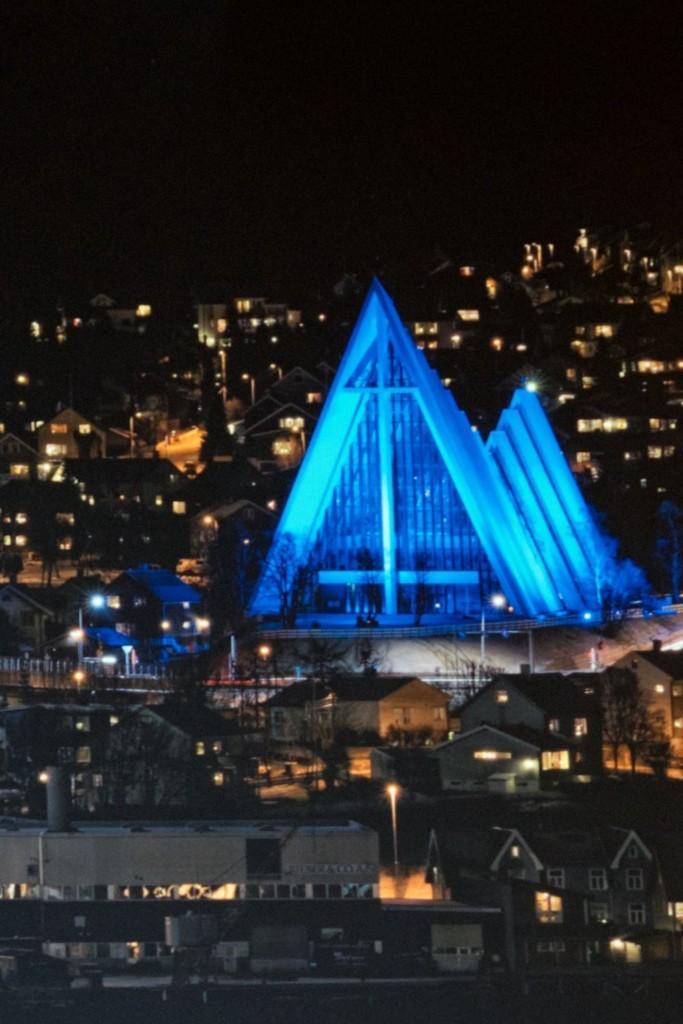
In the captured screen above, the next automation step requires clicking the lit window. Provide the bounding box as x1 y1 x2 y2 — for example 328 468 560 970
45 444 67 457
196 741 206 756
473 750 512 761
136 304 152 317
576 452 591 464
2 537 10 547
490 336 504 352
107 595 121 609
50 423 68 434
541 750 570 770
655 684 666 694
594 324 614 338
272 440 293 456
154 495 163 507
306 392 323 404
603 418 628 432
510 844 520 858
15 513 27 525
457 309 480 322
58 538 73 551
577 419 603 433
573 717 588 737
648 447 663 459
548 718 560 733
212 740 222 753
535 891 563 923
278 416 305 430
495 690 509 704
172 501 186 515
77 424 92 435
10 464 29 478
623 451 642 462
15 535 27 548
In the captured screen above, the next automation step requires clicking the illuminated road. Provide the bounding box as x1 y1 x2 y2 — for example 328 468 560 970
155 426 205 471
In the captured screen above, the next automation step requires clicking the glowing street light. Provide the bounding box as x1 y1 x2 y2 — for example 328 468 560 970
386 783 400 878
241 373 256 405
480 593 506 673
258 644 272 660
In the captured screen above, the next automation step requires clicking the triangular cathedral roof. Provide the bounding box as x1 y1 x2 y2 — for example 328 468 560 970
250 279 604 620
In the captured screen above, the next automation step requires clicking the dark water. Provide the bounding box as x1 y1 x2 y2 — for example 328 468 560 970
5 978 683 1024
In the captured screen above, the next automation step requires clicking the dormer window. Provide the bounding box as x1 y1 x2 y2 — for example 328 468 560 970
495 690 508 704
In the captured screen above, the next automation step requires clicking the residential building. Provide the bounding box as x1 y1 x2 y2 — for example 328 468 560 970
613 641 683 755
429 723 576 793
0 584 54 651
268 676 450 747
97 565 205 659
458 673 603 774
37 409 106 461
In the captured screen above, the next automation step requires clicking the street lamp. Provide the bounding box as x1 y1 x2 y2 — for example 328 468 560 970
241 373 256 405
70 593 105 680
480 593 506 674
386 782 400 879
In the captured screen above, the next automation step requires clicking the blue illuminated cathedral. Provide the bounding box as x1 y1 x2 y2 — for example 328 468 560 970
250 279 609 624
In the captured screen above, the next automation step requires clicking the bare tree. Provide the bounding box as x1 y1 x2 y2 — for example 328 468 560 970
601 668 661 772
656 500 683 602
262 533 314 627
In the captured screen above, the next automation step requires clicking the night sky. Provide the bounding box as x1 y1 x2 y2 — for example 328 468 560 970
2 1 681 305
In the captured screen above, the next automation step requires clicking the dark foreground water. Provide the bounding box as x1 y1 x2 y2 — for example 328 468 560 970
4 974 683 1024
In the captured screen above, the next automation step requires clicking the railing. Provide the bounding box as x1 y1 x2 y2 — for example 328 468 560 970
0 656 169 690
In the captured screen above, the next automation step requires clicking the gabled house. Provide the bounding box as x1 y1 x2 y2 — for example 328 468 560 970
0 584 55 651
97 564 205 659
425 824 669 968
0 433 38 483
37 409 106 460
458 672 603 774
429 722 577 793
190 499 275 561
268 675 450 746
613 641 683 755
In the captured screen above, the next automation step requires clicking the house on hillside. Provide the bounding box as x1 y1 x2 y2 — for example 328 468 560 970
425 824 669 967
268 675 450 746
96 565 205 659
429 723 577 793
613 641 683 756
458 673 603 774
37 409 106 460
0 584 55 651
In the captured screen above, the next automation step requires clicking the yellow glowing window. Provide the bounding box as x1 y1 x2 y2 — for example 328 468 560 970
535 891 563 923
196 741 206 756
473 750 512 761
45 444 67 457
15 513 27 525
495 690 509 704
541 750 570 770
77 424 92 435
107 595 121 609
573 717 588 737
576 452 591 464
278 417 305 430
273 440 293 456
172 501 186 515
136 304 152 317
14 535 27 547
50 423 68 434
594 324 614 338
306 392 323 404
457 309 480 322
577 419 602 433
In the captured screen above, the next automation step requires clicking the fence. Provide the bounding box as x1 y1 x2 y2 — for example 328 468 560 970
0 656 169 691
